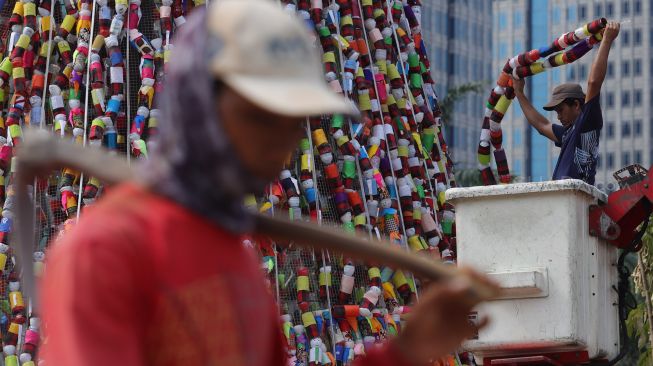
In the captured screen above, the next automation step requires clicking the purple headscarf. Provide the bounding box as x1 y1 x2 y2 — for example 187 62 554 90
143 8 266 234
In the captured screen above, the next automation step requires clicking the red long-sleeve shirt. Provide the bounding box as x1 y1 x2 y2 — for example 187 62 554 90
41 183 415 366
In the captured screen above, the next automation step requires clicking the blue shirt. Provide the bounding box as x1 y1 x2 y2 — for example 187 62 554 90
551 95 603 185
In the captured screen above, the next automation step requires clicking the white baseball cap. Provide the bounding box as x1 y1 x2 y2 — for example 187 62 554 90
206 0 360 118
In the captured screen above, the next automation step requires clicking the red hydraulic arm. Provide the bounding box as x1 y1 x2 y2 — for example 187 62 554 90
589 164 653 249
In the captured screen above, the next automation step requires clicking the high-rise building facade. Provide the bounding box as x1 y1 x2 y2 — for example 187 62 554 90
493 0 652 191
422 1 493 170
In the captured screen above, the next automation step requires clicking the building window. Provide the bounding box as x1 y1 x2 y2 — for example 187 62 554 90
552 68 561 84
623 0 630 15
607 153 614 169
607 2 615 16
622 121 631 136
607 122 615 138
607 62 614 78
635 0 642 14
635 29 642 45
579 64 587 79
513 101 522 116
499 41 508 60
513 159 522 175
650 118 653 137
635 89 642 106
552 6 561 24
635 119 643 135
579 4 587 19
623 91 631 107
568 67 576 80
513 12 523 28
635 150 643 163
597 154 602 169
623 30 630 45
498 12 507 31
568 5 577 21
622 60 631 76
458 127 467 147
513 128 522 147
595 3 603 16
634 59 642 75
460 20 470 41
623 152 631 165
513 39 523 54
607 92 615 108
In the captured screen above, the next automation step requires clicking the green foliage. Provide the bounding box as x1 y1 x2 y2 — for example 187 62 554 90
627 216 653 364
454 169 484 187
625 303 649 364
638 349 652 366
439 82 488 124
453 168 518 187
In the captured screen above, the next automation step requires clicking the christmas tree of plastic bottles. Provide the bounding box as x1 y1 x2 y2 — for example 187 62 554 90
0 0 459 364
253 1 460 365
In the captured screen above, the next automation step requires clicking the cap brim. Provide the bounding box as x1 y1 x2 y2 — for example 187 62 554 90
542 97 565 111
221 75 361 119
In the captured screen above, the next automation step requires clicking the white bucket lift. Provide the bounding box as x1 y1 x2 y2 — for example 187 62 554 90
446 180 619 365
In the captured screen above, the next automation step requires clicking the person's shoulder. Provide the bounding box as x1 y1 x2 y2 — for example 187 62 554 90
88 182 189 222
69 183 230 246
92 182 165 213
584 93 601 109
579 93 603 131
55 183 171 252
551 124 565 146
55 182 238 260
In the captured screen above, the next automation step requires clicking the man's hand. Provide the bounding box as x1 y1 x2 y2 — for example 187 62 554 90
394 268 499 364
602 21 620 43
512 77 525 96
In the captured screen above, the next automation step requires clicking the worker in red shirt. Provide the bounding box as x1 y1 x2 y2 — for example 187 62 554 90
40 1 496 365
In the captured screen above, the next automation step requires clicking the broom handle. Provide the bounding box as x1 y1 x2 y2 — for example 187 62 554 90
14 130 499 309
254 214 498 301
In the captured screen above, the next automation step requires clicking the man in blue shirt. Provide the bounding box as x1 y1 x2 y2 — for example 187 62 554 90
513 21 620 185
